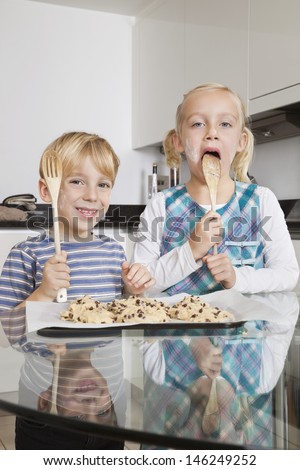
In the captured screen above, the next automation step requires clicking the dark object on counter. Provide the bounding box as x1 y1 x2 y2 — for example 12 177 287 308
2 193 37 212
247 173 257 184
103 205 146 228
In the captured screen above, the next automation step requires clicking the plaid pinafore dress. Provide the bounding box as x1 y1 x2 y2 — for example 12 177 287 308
161 181 265 295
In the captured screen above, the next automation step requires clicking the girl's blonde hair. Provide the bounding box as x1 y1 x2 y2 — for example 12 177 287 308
165 82 254 183
163 129 181 169
39 131 120 185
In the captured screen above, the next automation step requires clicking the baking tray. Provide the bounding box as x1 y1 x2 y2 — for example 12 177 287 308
36 319 247 337
27 290 294 337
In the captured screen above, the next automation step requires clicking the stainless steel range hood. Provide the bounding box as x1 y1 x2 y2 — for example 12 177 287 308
250 103 300 144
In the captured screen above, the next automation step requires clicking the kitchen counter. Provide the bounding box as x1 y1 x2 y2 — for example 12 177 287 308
1 201 299 239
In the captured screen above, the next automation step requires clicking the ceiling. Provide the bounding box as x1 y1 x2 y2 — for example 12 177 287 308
30 0 156 16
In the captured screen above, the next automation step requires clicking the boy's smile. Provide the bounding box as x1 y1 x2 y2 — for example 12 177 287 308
76 207 99 219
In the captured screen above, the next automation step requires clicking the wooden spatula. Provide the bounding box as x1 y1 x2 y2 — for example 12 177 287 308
41 150 67 303
201 156 221 435
201 337 221 436
201 377 220 436
202 153 221 255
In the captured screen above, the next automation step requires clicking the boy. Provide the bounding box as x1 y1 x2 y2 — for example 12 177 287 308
0 131 155 310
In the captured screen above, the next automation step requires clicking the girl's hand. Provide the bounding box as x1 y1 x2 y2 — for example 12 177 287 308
189 210 222 262
203 253 236 289
190 337 222 379
35 251 71 302
122 261 155 295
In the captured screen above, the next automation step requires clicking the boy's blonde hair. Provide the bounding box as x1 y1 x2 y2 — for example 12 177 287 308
39 132 120 185
164 82 254 183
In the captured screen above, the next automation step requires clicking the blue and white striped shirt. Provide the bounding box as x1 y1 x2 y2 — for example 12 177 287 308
0 232 126 309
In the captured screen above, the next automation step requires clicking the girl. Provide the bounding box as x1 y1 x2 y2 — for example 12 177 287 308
0 131 155 309
132 83 299 295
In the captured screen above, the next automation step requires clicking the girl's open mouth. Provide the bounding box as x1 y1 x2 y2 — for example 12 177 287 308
202 150 221 159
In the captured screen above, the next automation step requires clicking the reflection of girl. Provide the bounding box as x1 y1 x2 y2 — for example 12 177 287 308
15 337 126 450
142 292 299 449
143 336 272 449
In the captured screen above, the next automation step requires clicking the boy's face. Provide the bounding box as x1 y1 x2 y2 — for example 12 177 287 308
56 356 112 420
46 155 112 241
174 90 247 183
38 352 115 424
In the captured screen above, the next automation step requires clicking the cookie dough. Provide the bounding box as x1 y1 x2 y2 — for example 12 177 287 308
168 295 235 323
60 294 235 325
61 295 116 324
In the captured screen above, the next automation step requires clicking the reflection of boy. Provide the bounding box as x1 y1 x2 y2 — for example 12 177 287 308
39 350 116 422
15 337 125 450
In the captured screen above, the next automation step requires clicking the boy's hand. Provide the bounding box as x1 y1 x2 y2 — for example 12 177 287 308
189 210 222 262
122 261 155 295
36 251 71 301
203 253 236 289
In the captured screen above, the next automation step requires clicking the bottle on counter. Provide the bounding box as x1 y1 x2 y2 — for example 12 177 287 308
170 166 180 187
148 163 158 199
162 129 181 188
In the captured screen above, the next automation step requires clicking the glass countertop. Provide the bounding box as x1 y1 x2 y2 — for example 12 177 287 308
0 292 299 450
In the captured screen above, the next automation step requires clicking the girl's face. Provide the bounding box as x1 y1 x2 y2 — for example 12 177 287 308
42 155 113 241
174 90 247 183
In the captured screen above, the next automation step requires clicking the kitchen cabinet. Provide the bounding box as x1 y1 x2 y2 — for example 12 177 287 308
132 0 185 148
132 0 248 148
184 0 248 105
249 0 300 115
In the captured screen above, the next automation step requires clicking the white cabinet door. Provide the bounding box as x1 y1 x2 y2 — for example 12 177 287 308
185 0 248 107
132 0 185 148
249 0 300 114
132 0 249 148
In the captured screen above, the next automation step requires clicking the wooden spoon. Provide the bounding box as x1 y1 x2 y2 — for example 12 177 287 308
202 153 221 255
201 156 221 434
49 354 60 414
200 155 222 434
41 150 67 302
201 377 220 436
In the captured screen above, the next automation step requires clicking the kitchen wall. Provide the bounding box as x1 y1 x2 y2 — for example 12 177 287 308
1 0 299 207
250 136 300 200
0 0 160 205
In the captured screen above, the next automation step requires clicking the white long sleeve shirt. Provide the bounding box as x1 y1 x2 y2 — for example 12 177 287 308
132 186 299 294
